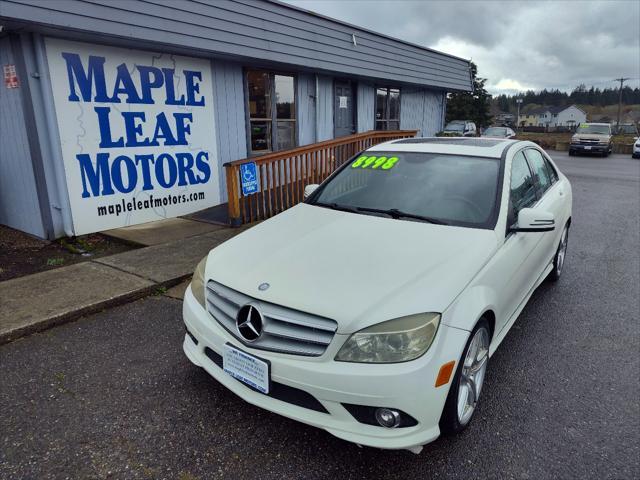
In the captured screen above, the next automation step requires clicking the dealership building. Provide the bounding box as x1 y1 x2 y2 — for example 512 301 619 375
0 0 472 239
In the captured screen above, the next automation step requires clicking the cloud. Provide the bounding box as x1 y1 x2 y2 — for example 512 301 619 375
284 0 640 95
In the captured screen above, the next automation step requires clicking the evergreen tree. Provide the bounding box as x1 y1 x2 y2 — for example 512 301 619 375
446 62 492 127
492 83 640 110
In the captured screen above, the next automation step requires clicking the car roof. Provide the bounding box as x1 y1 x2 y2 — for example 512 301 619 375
368 137 519 158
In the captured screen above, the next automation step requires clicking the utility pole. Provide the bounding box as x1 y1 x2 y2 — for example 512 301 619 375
516 98 523 132
614 77 630 131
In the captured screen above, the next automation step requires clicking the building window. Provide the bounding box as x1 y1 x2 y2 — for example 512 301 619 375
246 70 296 154
375 87 400 130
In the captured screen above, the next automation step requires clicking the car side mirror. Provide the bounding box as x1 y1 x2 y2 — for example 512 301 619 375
510 207 555 233
304 184 319 199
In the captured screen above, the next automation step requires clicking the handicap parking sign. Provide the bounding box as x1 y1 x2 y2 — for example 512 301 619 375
240 162 259 196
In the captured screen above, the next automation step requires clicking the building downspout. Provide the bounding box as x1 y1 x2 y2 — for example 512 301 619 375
32 33 74 237
314 74 320 143
441 92 447 131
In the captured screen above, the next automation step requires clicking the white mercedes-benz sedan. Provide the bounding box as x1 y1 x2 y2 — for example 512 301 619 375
182 137 572 453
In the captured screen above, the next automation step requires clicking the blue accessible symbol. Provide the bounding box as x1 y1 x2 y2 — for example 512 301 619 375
240 162 259 196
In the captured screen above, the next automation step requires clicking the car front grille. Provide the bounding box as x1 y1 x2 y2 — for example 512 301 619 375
206 280 338 356
578 139 600 145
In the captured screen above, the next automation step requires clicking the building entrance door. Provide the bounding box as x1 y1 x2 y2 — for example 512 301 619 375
334 81 356 137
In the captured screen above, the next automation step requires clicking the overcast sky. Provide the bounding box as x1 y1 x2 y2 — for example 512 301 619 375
283 0 640 95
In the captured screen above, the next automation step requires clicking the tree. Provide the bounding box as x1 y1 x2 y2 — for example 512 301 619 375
445 62 492 128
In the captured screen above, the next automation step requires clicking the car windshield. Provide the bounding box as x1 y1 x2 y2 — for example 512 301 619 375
577 124 610 135
484 127 506 136
617 125 638 135
309 152 500 228
444 122 465 132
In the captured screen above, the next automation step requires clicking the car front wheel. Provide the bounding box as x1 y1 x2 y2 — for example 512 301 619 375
549 225 569 281
440 319 490 434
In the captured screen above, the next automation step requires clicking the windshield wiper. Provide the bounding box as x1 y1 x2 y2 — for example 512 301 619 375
314 202 360 214
354 206 448 225
314 202 447 225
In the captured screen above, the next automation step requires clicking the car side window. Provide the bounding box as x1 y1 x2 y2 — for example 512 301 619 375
545 157 559 184
525 149 552 195
509 151 537 225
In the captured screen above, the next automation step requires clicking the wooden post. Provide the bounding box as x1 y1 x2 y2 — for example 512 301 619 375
225 164 241 226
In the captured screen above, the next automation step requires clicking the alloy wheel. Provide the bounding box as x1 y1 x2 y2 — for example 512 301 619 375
556 227 568 275
457 327 489 426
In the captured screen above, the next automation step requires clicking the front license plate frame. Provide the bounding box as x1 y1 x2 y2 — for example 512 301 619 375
223 343 271 394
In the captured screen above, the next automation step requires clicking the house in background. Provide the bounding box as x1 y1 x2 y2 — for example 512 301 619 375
551 105 587 127
519 105 586 129
518 107 546 127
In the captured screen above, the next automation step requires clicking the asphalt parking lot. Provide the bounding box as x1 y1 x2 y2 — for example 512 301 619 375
1 152 638 480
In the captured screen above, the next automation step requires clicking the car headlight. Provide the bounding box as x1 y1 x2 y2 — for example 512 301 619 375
191 256 207 309
570 137 579 144
335 313 440 363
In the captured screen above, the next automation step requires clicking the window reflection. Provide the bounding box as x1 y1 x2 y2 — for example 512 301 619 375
375 87 401 131
246 70 296 154
275 75 295 119
247 71 270 120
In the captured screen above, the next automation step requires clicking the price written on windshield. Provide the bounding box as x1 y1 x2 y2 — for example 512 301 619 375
351 155 399 170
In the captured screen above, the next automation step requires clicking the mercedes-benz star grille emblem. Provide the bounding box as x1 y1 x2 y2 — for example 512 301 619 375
236 304 263 342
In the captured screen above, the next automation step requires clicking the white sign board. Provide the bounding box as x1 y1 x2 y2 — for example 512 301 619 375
45 38 220 235
338 95 348 109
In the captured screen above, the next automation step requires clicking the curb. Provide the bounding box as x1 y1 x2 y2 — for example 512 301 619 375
0 271 190 346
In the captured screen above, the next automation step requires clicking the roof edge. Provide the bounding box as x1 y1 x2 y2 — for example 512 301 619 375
269 0 471 65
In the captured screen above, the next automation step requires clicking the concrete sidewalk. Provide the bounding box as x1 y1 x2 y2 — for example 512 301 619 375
0 223 249 344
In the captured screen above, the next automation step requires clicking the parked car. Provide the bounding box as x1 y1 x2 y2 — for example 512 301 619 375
632 137 640 158
569 123 612 157
183 138 572 453
616 123 639 136
482 126 516 138
443 120 477 137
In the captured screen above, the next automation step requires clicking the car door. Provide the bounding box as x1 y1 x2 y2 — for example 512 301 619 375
524 148 565 272
493 150 543 334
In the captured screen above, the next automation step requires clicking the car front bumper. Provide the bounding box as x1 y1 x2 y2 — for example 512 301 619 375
570 144 609 153
182 285 470 450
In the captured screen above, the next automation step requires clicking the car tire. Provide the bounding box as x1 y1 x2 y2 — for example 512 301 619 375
439 319 490 435
549 224 569 282
568 149 575 156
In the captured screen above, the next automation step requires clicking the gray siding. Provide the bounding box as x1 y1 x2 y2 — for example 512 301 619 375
0 36 45 237
211 60 247 202
296 73 316 146
400 87 445 136
316 75 334 141
357 83 375 133
0 0 471 91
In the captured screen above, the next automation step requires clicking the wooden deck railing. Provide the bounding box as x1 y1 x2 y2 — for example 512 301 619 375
224 129 418 225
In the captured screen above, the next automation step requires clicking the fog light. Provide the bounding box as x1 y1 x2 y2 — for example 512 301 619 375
375 408 401 428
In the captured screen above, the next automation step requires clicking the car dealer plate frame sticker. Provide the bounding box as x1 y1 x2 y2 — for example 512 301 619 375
223 343 271 394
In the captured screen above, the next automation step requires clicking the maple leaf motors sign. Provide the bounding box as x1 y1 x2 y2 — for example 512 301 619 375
45 38 220 235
